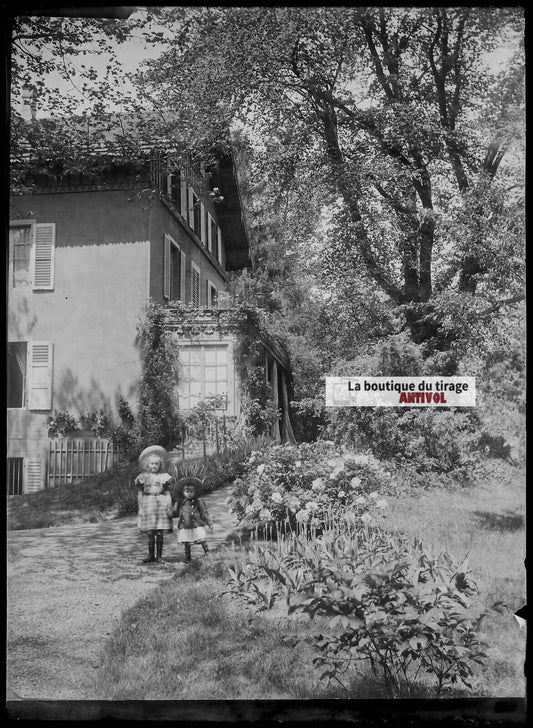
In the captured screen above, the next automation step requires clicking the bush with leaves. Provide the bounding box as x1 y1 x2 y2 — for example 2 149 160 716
224 523 489 697
136 300 182 450
228 442 392 527
47 410 81 438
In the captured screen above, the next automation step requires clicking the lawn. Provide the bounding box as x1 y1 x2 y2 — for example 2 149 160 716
94 459 526 700
7 461 139 530
8 452 525 699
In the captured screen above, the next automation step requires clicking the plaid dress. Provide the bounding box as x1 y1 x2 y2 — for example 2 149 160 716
135 472 173 533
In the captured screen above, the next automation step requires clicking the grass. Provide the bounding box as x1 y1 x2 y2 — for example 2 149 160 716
7 461 139 530
9 450 525 699
94 555 346 700
379 459 526 698
93 459 526 700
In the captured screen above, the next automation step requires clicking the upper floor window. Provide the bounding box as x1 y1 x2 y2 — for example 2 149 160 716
10 225 32 287
9 221 56 290
163 234 186 303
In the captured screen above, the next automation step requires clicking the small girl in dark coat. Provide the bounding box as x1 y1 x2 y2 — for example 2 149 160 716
172 477 213 562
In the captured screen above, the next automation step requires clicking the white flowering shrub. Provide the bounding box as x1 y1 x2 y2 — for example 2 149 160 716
228 441 392 527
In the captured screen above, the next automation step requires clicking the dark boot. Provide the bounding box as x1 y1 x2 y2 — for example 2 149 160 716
143 533 156 563
201 541 209 554
184 543 192 563
155 532 164 562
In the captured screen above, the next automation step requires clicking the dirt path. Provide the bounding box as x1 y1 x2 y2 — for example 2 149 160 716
6 484 238 700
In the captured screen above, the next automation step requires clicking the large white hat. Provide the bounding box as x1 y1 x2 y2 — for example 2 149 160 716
138 445 168 465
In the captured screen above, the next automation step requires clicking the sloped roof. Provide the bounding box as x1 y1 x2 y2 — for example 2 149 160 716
14 112 252 269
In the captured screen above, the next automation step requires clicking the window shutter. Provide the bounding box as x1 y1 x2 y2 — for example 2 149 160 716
191 264 200 308
28 341 53 410
24 457 44 493
187 186 195 228
200 202 206 245
180 251 187 303
217 228 222 264
33 223 55 290
180 169 188 220
163 234 171 300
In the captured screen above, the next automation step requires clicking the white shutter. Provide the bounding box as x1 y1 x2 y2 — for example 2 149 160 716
33 223 55 290
163 234 171 300
200 202 206 245
28 341 53 410
180 251 187 303
187 186 195 228
180 169 188 220
24 457 44 493
217 228 222 264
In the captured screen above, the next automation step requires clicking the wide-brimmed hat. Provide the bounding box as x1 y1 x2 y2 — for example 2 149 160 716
138 445 168 466
175 477 205 497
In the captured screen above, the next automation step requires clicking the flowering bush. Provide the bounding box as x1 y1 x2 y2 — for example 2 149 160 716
228 441 392 527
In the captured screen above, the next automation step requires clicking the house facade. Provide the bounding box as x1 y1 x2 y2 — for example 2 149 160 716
7 149 293 494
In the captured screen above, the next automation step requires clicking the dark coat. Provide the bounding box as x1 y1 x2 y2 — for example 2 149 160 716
174 497 211 530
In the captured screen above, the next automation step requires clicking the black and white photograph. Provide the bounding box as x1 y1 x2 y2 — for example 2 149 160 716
5 4 526 723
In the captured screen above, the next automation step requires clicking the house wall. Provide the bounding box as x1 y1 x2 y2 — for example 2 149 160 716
148 198 227 306
8 191 150 470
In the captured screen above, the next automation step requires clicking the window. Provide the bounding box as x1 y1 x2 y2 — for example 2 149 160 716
10 225 32 287
9 221 56 290
163 234 186 302
7 342 27 408
207 281 218 309
208 214 217 257
7 341 53 410
166 169 182 208
192 190 202 235
191 262 201 308
177 344 228 410
8 458 24 496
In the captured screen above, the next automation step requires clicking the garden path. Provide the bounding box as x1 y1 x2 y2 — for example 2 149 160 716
6 483 238 701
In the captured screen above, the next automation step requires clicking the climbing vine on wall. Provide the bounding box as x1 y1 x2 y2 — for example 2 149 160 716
136 299 182 449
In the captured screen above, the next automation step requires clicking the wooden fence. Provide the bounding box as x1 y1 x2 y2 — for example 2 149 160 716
48 439 123 488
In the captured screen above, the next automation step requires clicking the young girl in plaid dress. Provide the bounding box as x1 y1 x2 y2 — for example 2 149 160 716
135 446 174 563
172 477 213 562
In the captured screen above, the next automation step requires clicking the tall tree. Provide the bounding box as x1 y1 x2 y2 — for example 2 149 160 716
132 7 524 358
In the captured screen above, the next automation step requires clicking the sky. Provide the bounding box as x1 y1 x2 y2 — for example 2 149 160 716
12 7 522 120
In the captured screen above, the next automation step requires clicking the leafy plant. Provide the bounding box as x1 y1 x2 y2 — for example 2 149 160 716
136 300 182 450
82 408 109 438
47 409 81 438
228 441 392 527
224 520 489 697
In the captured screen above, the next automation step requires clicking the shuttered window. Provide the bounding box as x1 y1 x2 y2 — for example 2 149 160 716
164 234 186 302
191 262 201 308
9 221 55 290
27 341 53 410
